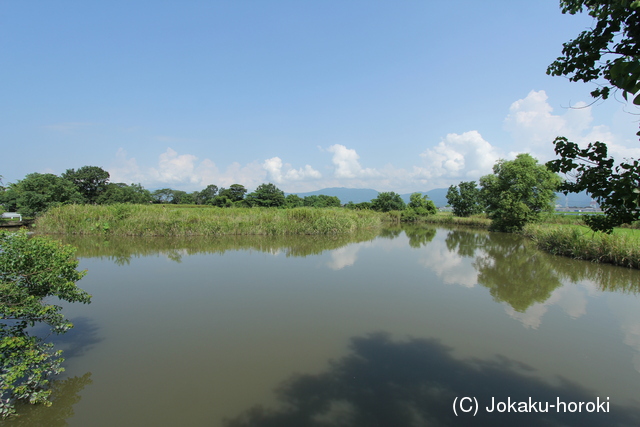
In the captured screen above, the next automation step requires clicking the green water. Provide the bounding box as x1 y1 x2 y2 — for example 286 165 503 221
6 226 640 426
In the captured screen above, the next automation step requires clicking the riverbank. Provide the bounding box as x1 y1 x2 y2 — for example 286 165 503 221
421 212 640 269
522 224 640 269
34 204 383 236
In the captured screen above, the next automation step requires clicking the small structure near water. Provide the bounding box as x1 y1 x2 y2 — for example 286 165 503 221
2 212 22 221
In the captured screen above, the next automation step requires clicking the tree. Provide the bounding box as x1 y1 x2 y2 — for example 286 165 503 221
1 230 91 418
371 192 406 212
171 190 191 205
152 188 177 204
96 183 152 204
402 192 437 221
548 137 640 233
546 0 640 232
285 194 304 208
245 183 286 207
480 154 561 232
227 184 247 202
217 184 246 202
62 166 110 204
195 184 218 205
303 194 341 208
3 173 83 217
408 192 437 214
446 181 483 217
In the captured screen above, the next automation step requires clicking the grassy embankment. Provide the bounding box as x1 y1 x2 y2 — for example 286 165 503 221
35 204 383 236
423 212 640 269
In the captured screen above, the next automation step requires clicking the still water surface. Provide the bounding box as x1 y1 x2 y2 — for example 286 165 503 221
7 226 640 426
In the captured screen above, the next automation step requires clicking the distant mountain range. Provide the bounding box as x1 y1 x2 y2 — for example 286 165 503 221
289 187 451 206
289 187 595 208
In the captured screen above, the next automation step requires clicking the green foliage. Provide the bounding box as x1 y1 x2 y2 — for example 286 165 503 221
195 184 218 205
480 154 561 232
0 230 91 418
346 201 372 210
546 0 640 233
151 188 176 204
227 184 247 202
302 194 341 208
547 0 640 107
371 192 406 212
400 193 437 222
284 194 304 208
214 184 247 203
96 183 152 204
547 137 640 233
446 181 483 217
210 195 234 207
408 192 436 214
62 166 110 204
245 183 285 208
174 191 194 205
3 173 83 217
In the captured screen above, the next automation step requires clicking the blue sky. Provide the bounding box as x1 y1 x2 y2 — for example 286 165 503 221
2 1 638 192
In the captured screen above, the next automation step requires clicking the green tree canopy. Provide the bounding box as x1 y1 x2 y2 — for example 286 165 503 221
285 194 304 208
218 184 247 202
371 192 406 212
96 183 152 204
245 183 286 207
401 192 437 222
408 192 436 214
3 173 83 216
62 166 110 204
480 154 561 232
152 188 179 204
195 184 218 205
303 194 341 208
446 181 483 217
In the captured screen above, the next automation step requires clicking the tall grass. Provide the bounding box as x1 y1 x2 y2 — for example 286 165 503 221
523 224 640 269
422 212 492 228
35 204 383 236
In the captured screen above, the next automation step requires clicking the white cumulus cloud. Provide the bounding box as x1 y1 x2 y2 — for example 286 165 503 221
327 144 379 179
503 90 640 162
417 130 500 183
108 147 266 190
263 157 321 184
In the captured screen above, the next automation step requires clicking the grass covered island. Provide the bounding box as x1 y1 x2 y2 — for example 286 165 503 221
34 204 384 236
34 205 640 269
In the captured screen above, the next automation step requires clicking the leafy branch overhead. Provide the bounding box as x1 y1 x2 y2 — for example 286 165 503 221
547 0 640 111
546 0 640 233
547 137 640 233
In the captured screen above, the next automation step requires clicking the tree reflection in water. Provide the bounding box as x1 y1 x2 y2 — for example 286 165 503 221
443 230 640 312
3 373 92 427
403 225 436 249
223 333 640 427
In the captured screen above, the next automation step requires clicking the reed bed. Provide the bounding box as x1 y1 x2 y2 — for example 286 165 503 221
35 204 383 236
422 212 492 228
523 224 640 269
